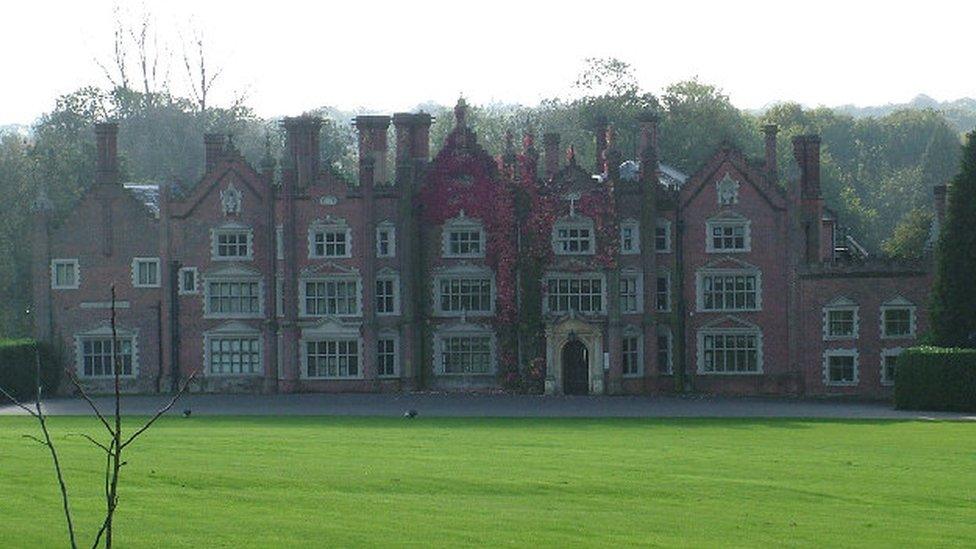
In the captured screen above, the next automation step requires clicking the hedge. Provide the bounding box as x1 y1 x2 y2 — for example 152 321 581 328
894 346 976 412
0 339 62 401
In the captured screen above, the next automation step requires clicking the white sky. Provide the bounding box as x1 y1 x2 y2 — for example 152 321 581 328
1 0 973 124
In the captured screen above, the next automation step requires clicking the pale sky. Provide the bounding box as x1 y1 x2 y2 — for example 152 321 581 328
1 0 973 124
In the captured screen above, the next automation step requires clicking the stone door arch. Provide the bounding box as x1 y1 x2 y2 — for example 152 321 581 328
545 317 604 395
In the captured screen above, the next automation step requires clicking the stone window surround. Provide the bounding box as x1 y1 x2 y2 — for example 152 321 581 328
376 221 396 258
822 298 859 341
299 320 363 380
376 270 401 316
178 267 199 295
619 218 640 255
377 330 400 378
696 324 764 375
211 223 254 261
202 270 265 319
657 326 674 375
542 271 608 316
441 212 485 259
705 213 752 253
621 325 644 378
275 225 284 261
431 265 495 318
656 270 672 312
51 258 80 290
131 257 161 288
618 269 643 314
880 297 917 339
823 348 859 387
299 275 363 318
308 220 353 259
432 321 497 376
203 323 263 377
880 347 902 386
695 267 763 313
552 215 596 256
74 325 140 379
655 220 672 253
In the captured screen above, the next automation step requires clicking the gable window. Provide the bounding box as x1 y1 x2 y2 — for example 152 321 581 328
377 337 398 377
824 349 858 386
881 300 916 339
178 267 198 295
79 337 134 378
657 328 673 374
622 333 641 377
212 228 252 260
823 301 858 340
205 280 262 317
376 276 399 315
706 218 751 253
619 275 639 313
441 335 492 375
302 279 360 317
442 215 485 258
51 259 80 290
620 220 640 254
553 219 595 255
305 339 360 379
699 328 762 374
698 271 760 312
545 275 604 315
207 335 261 375
656 274 670 312
437 277 493 314
655 221 671 253
881 348 901 386
376 223 396 258
132 258 160 288
310 226 351 258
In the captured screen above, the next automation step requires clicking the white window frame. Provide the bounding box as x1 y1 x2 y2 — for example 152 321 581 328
696 269 762 312
881 347 902 387
543 272 607 315
309 222 353 259
51 258 80 290
275 225 284 261
655 220 672 253
619 219 640 255
375 273 401 316
204 330 263 376
434 325 497 376
376 332 400 378
822 299 859 341
621 327 643 378
203 276 264 319
552 217 596 256
880 298 917 339
705 217 752 253
657 327 673 375
376 221 396 258
697 327 764 375
178 267 199 295
432 267 495 317
74 328 139 379
823 348 859 387
211 225 254 261
656 271 671 312
441 212 486 259
131 257 161 288
302 337 362 379
618 271 642 314
299 276 363 318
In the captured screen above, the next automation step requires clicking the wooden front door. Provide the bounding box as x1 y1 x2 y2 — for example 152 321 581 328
562 340 589 395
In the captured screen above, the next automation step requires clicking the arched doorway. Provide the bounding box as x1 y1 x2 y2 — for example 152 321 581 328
562 339 589 395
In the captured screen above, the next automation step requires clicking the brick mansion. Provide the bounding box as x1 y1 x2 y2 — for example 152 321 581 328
32 99 941 397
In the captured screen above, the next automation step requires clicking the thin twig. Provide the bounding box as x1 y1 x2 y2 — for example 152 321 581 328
22 434 47 446
121 371 196 450
66 372 114 437
0 385 39 418
66 433 113 454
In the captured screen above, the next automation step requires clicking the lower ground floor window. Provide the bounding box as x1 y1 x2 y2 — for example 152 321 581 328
208 336 261 374
699 330 761 374
824 349 858 386
441 335 492 374
622 335 640 376
306 339 360 379
377 338 397 377
657 329 672 375
80 337 134 377
881 348 901 386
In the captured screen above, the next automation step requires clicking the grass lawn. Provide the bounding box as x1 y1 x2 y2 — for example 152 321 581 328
0 417 974 547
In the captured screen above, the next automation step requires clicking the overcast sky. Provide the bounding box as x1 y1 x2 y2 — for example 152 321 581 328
1 0 972 124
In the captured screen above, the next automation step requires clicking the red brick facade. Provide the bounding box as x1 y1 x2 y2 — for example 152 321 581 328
33 106 934 397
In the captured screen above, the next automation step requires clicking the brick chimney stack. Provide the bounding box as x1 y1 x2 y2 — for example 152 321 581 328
594 114 608 174
204 133 226 174
638 112 659 185
792 134 825 263
282 116 322 190
355 115 392 186
793 134 822 199
95 122 119 185
763 124 778 183
543 133 561 180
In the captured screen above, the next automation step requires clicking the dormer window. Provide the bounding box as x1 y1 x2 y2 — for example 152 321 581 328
309 220 352 259
553 217 595 255
442 213 485 258
620 219 640 254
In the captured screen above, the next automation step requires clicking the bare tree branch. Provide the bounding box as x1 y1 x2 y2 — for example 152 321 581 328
121 370 196 450
67 433 113 454
0 385 39 418
22 434 47 446
66 371 114 437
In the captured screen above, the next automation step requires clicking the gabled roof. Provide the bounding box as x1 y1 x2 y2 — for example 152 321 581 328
678 145 786 211
169 152 266 218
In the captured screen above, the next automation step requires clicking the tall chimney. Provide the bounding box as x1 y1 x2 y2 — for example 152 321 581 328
282 116 322 190
763 124 778 183
204 133 226 174
792 134 822 198
792 134 825 263
355 115 392 186
604 125 620 181
543 133 561 180
409 112 432 162
95 122 119 185
638 112 659 185
594 114 608 174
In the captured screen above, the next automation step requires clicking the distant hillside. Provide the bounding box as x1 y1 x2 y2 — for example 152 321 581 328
834 94 976 134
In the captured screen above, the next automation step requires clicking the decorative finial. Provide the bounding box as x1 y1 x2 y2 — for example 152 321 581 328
454 96 468 126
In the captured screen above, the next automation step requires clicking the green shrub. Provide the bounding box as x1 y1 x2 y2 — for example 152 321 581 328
0 339 62 401
895 346 976 412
